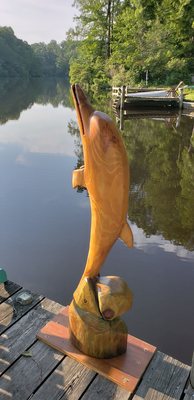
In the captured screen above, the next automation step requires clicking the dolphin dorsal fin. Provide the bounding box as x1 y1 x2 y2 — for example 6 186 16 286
120 222 133 248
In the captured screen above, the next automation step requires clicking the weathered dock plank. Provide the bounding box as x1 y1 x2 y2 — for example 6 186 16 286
0 297 62 376
183 384 194 400
0 282 191 400
81 374 130 400
0 281 21 304
30 356 96 400
133 351 190 400
0 340 64 400
0 289 43 334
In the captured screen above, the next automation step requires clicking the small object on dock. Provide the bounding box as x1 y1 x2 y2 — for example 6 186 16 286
16 291 33 305
0 267 7 283
22 350 33 357
190 352 194 388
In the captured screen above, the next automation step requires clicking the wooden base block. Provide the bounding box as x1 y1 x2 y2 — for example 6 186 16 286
37 306 156 393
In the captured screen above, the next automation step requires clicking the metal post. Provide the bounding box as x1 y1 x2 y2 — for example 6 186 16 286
120 85 126 111
119 86 125 130
178 87 184 109
146 70 149 86
119 109 124 131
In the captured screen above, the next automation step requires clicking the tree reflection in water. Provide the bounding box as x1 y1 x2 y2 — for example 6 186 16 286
1 79 193 251
0 78 71 125
68 94 194 251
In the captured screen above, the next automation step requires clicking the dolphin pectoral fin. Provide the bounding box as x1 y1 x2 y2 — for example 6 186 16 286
72 168 86 188
120 222 134 248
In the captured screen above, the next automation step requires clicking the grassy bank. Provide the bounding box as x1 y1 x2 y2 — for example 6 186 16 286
184 88 194 101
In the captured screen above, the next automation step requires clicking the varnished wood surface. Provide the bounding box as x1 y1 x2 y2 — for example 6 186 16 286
0 281 191 399
37 306 156 392
70 84 134 357
71 83 133 279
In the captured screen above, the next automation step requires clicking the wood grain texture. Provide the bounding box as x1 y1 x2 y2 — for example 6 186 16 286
0 288 43 334
37 306 156 393
183 384 194 400
0 298 62 376
70 84 133 358
0 281 21 304
0 282 191 400
0 340 64 400
133 351 190 400
81 374 130 400
190 352 194 387
96 276 133 319
71 83 133 279
30 356 96 400
69 299 128 358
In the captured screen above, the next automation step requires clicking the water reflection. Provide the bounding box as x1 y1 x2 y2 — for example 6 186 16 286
0 80 194 364
122 117 194 252
0 78 71 125
68 112 194 254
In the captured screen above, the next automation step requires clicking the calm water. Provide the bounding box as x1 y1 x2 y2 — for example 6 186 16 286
0 79 194 364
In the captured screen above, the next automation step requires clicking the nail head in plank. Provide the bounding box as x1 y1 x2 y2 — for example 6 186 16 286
37 306 156 393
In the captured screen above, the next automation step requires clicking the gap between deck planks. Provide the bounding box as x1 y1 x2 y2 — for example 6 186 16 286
0 281 21 304
0 288 43 335
0 282 192 400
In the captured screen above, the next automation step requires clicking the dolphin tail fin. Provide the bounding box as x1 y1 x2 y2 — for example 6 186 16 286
120 222 134 248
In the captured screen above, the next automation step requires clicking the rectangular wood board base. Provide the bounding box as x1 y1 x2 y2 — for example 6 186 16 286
37 306 156 393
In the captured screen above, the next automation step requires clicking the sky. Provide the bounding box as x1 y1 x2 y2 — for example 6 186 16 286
0 0 77 44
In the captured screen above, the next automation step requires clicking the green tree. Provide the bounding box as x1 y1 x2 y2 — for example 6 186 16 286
0 27 37 77
69 0 194 87
69 1 123 92
0 26 74 78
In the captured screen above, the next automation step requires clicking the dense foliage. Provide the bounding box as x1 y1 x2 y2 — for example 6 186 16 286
69 0 194 93
1 1 193 86
0 27 35 77
0 27 76 78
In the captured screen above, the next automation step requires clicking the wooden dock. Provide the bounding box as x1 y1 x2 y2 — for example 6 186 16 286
0 280 194 400
112 86 182 111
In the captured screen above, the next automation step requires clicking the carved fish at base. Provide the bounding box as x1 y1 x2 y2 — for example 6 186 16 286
71 84 133 279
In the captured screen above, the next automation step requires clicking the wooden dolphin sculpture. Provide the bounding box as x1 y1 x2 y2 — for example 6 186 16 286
71 84 133 278
69 84 134 358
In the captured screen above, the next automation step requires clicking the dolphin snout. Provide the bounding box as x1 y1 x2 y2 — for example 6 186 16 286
71 84 94 136
73 84 88 106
